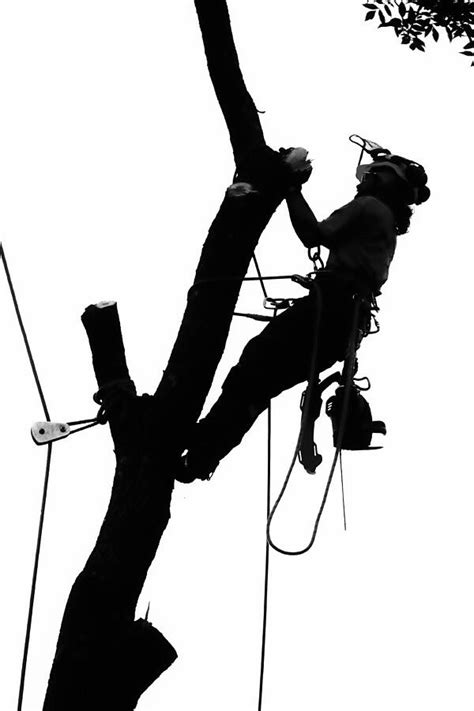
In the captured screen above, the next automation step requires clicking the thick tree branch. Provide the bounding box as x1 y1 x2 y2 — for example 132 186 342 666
155 165 289 449
194 0 266 166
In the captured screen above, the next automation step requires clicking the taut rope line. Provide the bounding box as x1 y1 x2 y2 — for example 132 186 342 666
1 243 53 711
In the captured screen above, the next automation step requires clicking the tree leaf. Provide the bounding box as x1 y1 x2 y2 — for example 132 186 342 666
399 2 406 17
463 41 474 49
460 50 474 56
363 3 377 8
365 10 376 20
432 27 439 41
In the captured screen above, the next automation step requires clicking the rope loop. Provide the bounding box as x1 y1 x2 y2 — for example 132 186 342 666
93 378 137 424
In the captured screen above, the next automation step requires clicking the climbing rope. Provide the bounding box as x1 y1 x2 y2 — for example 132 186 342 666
250 252 274 711
266 294 361 556
252 253 269 299
0 243 53 711
339 451 347 531
257 398 272 711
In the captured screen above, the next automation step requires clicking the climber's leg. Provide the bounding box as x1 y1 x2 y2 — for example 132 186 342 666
177 277 355 481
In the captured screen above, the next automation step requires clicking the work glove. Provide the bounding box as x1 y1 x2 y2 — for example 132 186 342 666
279 147 313 192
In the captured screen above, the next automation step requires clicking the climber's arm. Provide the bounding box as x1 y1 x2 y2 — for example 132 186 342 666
287 192 366 250
286 188 327 249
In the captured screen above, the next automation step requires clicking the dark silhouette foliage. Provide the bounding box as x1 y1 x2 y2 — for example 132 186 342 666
363 0 474 64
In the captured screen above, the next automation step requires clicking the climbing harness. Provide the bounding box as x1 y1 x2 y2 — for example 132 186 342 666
265 284 361 556
261 267 385 555
209 246 386 557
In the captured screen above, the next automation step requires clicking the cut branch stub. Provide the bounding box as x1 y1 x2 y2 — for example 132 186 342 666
82 302 133 389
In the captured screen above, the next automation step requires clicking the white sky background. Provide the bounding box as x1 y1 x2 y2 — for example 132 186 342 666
0 1 473 709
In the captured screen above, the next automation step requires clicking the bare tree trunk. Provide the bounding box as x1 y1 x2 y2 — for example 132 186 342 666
43 304 177 710
43 2 294 708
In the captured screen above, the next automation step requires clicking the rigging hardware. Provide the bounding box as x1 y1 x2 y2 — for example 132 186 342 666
31 415 106 445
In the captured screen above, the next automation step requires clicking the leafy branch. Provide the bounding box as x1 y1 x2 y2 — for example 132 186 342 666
363 0 474 64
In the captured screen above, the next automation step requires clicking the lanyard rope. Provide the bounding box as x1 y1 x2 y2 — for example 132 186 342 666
0 243 53 711
252 253 269 299
266 295 360 556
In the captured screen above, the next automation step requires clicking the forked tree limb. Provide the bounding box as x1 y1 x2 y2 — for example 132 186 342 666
43 303 176 710
42 2 298 708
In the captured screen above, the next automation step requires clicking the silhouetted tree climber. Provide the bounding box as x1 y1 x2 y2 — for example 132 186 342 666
175 153 431 483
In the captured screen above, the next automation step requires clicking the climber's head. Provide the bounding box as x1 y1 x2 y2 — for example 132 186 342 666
356 155 430 205
356 154 430 234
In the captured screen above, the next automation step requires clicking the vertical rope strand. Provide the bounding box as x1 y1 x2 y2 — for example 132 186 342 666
339 452 347 531
0 244 53 711
257 306 277 711
257 402 272 711
252 253 268 299
0 244 50 421
17 444 53 711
